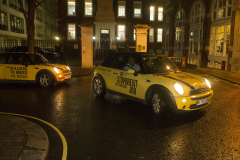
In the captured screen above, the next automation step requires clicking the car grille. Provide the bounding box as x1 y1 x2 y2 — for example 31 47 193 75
63 70 71 74
189 87 210 96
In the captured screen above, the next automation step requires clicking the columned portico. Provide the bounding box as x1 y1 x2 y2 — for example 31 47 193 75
135 24 151 52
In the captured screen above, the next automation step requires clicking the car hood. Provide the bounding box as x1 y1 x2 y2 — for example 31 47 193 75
162 72 206 89
41 63 69 70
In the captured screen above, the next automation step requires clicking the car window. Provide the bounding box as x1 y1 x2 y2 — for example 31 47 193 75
9 55 26 64
122 56 143 73
0 55 7 64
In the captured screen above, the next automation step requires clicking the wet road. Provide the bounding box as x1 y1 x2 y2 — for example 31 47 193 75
0 74 240 159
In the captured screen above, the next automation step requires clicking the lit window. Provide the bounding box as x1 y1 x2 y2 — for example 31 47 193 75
158 7 163 21
85 0 92 16
68 0 75 15
68 24 76 40
0 11 8 31
157 28 162 42
118 25 125 40
118 1 126 17
150 6 155 21
133 29 136 41
149 28 154 42
212 0 232 20
134 1 142 18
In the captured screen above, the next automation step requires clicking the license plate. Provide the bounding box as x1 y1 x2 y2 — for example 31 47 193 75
196 97 209 106
65 75 71 79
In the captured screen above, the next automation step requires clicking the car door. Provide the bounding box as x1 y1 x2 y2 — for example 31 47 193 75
0 54 7 80
2 54 33 81
111 55 146 100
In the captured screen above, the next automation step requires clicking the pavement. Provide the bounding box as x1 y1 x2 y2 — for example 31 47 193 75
0 65 240 160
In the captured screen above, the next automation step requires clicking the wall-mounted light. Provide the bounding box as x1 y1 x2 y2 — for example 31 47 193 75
117 37 120 40
55 37 60 40
93 37 95 40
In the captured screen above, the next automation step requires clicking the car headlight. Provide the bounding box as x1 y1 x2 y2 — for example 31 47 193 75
205 79 211 88
54 67 59 73
67 66 70 71
174 83 184 95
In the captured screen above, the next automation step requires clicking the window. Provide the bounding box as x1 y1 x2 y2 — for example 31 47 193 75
211 25 230 56
150 6 155 21
134 1 142 18
36 25 43 38
45 28 50 39
212 0 232 20
191 3 204 25
0 11 8 31
68 0 75 15
118 25 125 41
10 15 24 34
85 0 92 16
36 9 42 22
9 0 21 11
165 34 169 52
68 24 76 40
175 31 184 53
0 0 6 5
176 10 185 28
133 29 136 41
157 29 162 42
158 7 163 21
189 29 203 54
118 1 126 17
149 28 154 42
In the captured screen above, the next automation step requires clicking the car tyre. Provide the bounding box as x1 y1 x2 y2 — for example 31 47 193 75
38 72 53 87
93 76 106 97
149 89 166 116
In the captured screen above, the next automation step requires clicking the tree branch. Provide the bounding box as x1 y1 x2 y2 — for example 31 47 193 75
36 0 48 8
18 0 28 23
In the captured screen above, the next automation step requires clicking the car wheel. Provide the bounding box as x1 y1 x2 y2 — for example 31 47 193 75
149 89 166 116
93 76 106 97
38 72 53 87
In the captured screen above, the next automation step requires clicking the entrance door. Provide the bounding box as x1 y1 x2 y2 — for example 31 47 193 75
100 29 110 49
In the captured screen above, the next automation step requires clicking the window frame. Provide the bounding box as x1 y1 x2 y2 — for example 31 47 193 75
67 0 76 16
157 28 162 42
118 1 126 18
150 6 155 21
133 1 142 18
84 0 93 16
118 25 125 41
190 3 204 25
158 7 163 21
212 0 232 21
149 28 154 43
67 23 76 40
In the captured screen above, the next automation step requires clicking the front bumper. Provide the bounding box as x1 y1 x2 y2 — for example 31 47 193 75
55 72 72 83
172 90 213 113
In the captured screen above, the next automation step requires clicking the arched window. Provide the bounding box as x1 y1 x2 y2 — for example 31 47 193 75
212 0 232 20
175 10 185 56
191 3 204 25
189 2 204 65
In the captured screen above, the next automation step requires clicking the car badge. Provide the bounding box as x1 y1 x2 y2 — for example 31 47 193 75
124 73 127 76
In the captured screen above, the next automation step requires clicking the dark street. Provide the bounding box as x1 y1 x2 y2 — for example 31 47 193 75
0 74 240 159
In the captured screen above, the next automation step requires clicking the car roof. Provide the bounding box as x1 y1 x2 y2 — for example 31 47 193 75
108 52 168 57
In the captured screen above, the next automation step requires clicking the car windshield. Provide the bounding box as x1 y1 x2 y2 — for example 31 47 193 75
142 56 179 74
34 54 49 64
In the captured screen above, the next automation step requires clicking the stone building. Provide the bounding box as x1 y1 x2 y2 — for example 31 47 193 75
162 0 240 73
58 0 164 54
0 0 58 41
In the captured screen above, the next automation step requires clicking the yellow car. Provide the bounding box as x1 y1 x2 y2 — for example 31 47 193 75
93 53 213 116
0 52 72 87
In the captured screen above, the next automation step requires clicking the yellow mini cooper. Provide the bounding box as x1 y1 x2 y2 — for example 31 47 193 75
0 52 71 87
93 53 213 116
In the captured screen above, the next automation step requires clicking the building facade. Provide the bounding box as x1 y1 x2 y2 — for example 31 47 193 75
58 0 164 54
0 0 58 42
162 0 240 73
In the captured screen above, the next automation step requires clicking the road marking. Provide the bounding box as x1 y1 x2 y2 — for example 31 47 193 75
0 112 67 160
